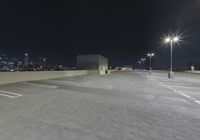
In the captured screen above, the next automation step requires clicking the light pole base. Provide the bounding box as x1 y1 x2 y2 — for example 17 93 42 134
149 70 152 74
168 71 174 78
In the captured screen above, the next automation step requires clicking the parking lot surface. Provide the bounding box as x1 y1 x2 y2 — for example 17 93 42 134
0 71 200 140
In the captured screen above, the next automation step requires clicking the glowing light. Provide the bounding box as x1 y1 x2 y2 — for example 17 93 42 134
141 58 146 61
173 36 179 42
147 53 154 57
165 37 171 43
163 34 182 45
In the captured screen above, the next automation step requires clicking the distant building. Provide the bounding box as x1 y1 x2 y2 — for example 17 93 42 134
123 65 133 71
115 65 133 71
77 55 108 74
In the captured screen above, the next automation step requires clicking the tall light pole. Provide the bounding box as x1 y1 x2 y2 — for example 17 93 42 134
164 35 180 78
147 53 154 71
138 61 142 69
24 53 29 71
141 58 146 70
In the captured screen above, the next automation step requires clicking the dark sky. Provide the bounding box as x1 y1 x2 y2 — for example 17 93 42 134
1 0 200 68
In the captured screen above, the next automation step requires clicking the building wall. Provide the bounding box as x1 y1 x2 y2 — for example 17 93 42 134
99 55 108 71
77 55 108 71
0 70 87 85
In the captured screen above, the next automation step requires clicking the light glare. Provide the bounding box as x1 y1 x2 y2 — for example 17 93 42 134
141 58 146 61
165 37 171 43
163 34 182 45
147 53 154 57
173 36 179 42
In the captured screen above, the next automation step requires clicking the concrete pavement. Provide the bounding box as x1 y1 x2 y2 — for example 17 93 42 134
0 71 200 140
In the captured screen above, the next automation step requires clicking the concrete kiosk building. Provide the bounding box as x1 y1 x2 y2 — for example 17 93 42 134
77 55 108 75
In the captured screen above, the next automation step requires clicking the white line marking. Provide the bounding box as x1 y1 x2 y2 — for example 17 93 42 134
180 93 191 98
20 82 57 89
149 77 200 105
195 101 200 105
0 93 17 98
182 91 200 95
165 85 200 90
0 90 22 96
0 90 22 98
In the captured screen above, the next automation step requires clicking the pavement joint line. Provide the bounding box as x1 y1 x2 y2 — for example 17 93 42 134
149 77 200 105
20 82 58 89
47 80 76 84
48 80 114 89
0 90 22 98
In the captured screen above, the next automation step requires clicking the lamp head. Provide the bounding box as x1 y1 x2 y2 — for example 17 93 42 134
173 36 179 42
141 58 146 61
147 53 154 57
165 37 171 43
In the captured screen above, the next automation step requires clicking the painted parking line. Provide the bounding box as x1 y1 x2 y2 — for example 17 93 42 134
0 90 22 98
169 85 200 90
149 77 200 105
20 82 58 89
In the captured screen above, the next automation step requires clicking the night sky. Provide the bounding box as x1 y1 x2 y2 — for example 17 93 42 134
1 0 200 68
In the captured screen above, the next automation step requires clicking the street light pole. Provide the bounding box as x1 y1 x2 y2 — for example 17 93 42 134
138 61 142 69
170 40 173 73
164 35 180 78
142 60 144 69
24 53 29 71
147 53 154 70
147 53 154 74
141 58 146 70
150 55 152 70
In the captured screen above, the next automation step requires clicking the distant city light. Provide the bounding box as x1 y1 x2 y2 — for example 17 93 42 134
0 53 62 72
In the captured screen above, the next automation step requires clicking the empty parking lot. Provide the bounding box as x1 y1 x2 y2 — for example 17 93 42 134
0 71 200 140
